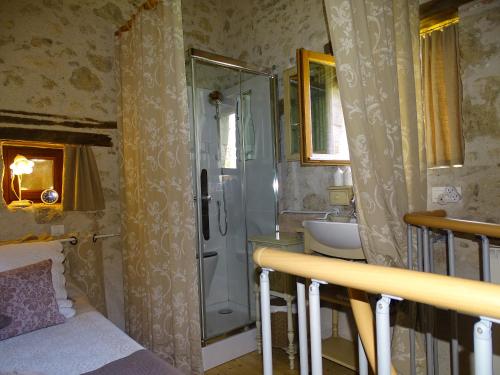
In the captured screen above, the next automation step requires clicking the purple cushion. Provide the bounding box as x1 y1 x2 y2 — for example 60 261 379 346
0 259 65 341
0 314 11 329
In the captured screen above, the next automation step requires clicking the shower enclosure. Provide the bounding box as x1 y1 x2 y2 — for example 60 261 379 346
186 49 278 343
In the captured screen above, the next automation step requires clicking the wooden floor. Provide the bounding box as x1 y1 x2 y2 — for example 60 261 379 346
206 348 356 375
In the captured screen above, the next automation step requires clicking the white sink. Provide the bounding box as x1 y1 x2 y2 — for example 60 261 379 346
302 220 362 249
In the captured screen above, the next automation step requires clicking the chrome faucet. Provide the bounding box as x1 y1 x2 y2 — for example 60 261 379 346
319 207 341 220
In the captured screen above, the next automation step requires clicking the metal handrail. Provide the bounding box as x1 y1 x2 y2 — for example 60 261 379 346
404 210 500 238
253 247 500 320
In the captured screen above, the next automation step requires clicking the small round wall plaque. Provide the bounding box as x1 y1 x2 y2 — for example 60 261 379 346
41 189 59 204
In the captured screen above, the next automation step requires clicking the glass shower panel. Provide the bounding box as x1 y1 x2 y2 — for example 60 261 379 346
192 60 253 340
240 72 278 321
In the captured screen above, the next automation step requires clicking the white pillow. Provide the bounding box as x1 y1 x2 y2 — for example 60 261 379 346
0 240 69 303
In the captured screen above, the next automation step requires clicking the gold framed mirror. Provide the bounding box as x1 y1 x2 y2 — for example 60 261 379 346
283 67 300 161
297 48 349 166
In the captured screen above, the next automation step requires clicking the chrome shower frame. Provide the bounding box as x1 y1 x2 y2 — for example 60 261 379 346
187 48 280 345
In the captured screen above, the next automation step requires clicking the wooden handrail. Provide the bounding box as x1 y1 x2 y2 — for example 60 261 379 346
253 248 500 320
404 211 500 239
407 209 447 217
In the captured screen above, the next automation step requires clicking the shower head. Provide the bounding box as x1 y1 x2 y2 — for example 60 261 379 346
209 90 223 105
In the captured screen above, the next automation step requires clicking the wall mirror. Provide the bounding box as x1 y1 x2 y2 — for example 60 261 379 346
283 67 300 161
297 48 349 166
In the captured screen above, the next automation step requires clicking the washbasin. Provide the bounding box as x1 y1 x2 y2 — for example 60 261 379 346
302 220 362 250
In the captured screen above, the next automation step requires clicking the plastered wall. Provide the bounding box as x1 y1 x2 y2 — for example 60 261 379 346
1 0 497 335
428 0 500 225
0 0 139 329
181 0 343 212
427 0 500 281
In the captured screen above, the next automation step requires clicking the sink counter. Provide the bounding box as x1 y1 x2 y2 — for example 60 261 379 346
248 233 303 250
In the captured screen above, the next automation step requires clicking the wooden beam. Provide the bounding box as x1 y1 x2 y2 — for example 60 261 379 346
0 109 117 129
0 128 113 147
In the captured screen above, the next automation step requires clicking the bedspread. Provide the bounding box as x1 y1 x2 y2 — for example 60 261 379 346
0 297 142 375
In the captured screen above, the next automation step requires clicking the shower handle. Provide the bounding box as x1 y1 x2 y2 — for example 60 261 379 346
201 194 212 202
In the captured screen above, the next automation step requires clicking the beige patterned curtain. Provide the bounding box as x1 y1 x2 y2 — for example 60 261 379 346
65 232 107 314
324 0 427 373
422 24 464 167
116 0 202 373
324 0 426 268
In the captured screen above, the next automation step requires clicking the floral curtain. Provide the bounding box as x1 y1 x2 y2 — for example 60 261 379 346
116 0 202 373
324 0 426 267
65 231 107 315
324 0 427 373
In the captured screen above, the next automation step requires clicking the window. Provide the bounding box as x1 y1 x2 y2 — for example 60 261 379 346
297 48 350 166
2 143 63 205
219 110 237 169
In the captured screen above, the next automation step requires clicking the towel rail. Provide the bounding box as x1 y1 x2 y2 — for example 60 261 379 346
0 235 78 246
0 233 119 246
59 236 78 245
92 233 120 243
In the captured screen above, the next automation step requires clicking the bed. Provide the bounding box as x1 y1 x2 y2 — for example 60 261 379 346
0 283 181 375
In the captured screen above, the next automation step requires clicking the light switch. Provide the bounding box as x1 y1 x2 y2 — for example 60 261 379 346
51 225 65 236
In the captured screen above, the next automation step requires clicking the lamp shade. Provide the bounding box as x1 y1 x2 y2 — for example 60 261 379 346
10 155 35 175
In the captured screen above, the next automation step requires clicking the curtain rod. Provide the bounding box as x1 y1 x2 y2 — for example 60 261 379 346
59 236 79 245
0 236 78 246
92 233 120 243
420 16 459 36
115 0 160 36
1 233 120 247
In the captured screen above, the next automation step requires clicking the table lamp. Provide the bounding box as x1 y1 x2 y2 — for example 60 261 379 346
10 154 35 207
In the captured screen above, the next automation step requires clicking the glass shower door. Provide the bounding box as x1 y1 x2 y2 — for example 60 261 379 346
189 52 277 343
192 60 252 341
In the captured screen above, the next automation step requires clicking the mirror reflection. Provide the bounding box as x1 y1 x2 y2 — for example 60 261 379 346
284 67 300 160
308 61 349 161
289 77 300 156
297 48 350 165
22 159 54 191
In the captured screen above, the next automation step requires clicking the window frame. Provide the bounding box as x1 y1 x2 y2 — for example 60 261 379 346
297 48 350 166
2 143 63 205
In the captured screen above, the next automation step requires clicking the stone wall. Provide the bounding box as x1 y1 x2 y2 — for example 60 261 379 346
1 0 497 335
181 0 228 55
0 0 138 329
427 0 500 280
191 0 343 212
218 0 500 231
253 0 342 212
428 0 500 224
242 0 343 212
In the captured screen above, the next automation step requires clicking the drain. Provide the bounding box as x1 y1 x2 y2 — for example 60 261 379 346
218 308 233 315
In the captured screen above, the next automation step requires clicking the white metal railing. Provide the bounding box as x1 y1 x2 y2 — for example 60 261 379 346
254 243 500 374
404 210 500 375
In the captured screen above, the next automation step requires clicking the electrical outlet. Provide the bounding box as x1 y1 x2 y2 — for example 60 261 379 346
431 186 462 204
50 225 65 236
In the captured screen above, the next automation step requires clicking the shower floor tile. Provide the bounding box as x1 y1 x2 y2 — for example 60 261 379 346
206 301 252 339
